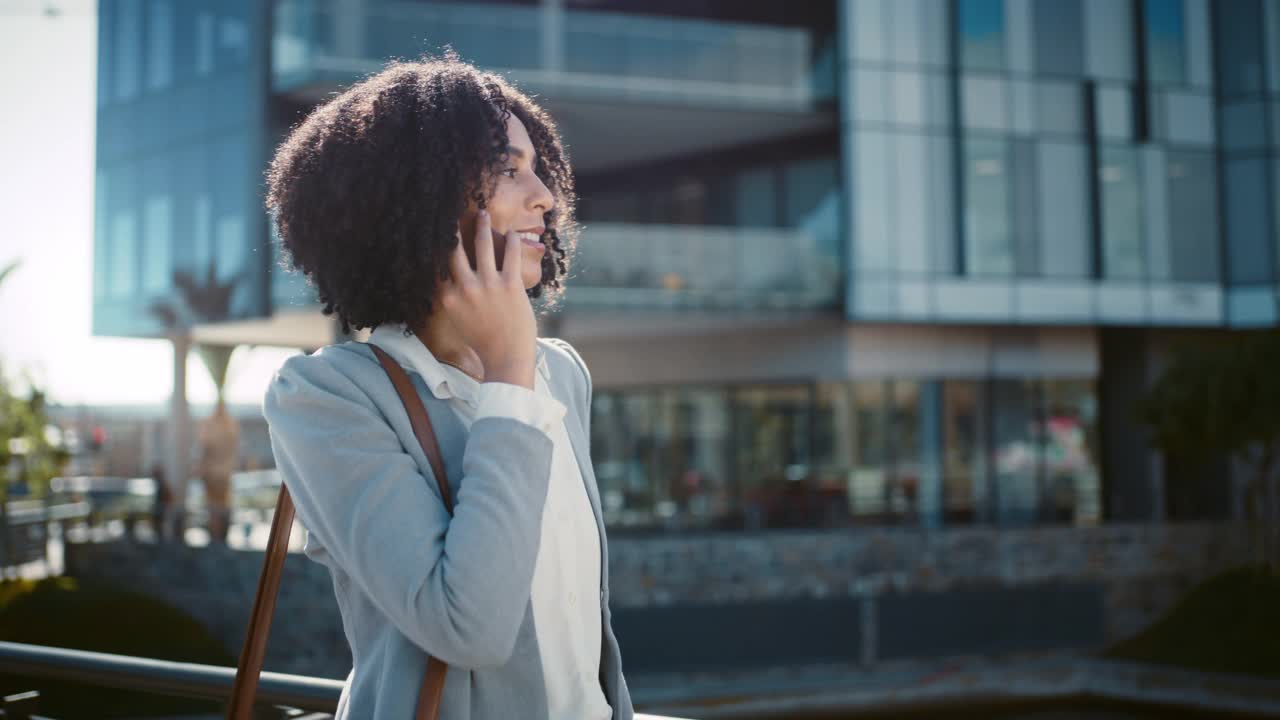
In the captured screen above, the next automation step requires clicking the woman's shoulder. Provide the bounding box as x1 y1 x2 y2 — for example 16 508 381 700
263 341 388 419
537 337 591 393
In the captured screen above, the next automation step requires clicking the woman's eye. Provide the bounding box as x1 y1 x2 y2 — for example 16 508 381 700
502 168 518 178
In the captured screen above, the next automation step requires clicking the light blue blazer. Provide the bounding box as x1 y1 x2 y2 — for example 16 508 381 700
262 337 634 719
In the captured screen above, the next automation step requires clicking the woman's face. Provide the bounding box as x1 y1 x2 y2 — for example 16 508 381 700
457 113 555 290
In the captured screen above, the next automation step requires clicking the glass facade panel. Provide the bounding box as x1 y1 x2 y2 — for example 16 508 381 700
734 386 814 530
1145 0 1187 86
992 379 1041 525
588 378 1100 532
852 0 887 62
855 131 892 270
959 0 1006 71
1036 81 1084 136
849 381 891 521
964 136 1014 275
1084 0 1135 80
1163 91 1215 145
140 154 172 294
733 168 779 228
1096 85 1134 141
1038 141 1091 277
854 67 887 125
894 133 930 273
1042 380 1101 525
888 0 926 66
963 75 1009 130
1032 0 1084 77
942 381 986 524
1225 158 1273 285
1222 101 1269 152
1214 0 1265 97
114 0 141 101
146 0 174 91
1012 139 1038 275
1167 151 1221 283
927 135 959 273
1100 146 1145 280
1268 0 1280 94
889 381 924 522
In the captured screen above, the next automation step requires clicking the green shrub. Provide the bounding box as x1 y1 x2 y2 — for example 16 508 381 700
0 576 235 718
1107 566 1280 678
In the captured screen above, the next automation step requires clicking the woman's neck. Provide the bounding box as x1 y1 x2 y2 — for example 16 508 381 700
412 313 485 379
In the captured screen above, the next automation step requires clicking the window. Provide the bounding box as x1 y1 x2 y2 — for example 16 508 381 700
1032 0 1084 77
733 386 814 530
991 380 1040 525
1100 146 1145 280
1224 158 1272 285
1042 380 1101 526
1166 151 1220 283
943 381 987 524
964 136 1014 276
959 0 1006 71
1038 142 1091 277
849 381 891 521
1214 0 1264 97
1084 0 1135 80
1144 0 1186 86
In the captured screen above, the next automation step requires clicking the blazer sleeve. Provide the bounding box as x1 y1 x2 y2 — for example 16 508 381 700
262 352 554 669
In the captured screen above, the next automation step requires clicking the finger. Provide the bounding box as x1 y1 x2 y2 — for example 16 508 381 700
448 230 473 282
473 209 497 276
502 227 523 280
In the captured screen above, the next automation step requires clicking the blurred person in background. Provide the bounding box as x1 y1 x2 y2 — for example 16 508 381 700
198 397 239 544
260 53 632 719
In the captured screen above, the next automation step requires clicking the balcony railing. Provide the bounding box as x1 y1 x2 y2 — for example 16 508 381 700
272 0 835 105
565 223 842 310
0 642 693 719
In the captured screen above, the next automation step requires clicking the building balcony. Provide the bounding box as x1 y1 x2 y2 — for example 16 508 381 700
271 1 838 174
563 223 842 311
273 0 835 107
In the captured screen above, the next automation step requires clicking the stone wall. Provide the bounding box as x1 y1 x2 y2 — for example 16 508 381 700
64 522 1248 679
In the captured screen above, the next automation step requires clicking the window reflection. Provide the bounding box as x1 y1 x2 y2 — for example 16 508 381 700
959 0 1006 71
1042 380 1102 526
964 136 1014 276
733 386 815 530
1145 0 1186 86
942 381 986 524
1100 145 1145 280
992 380 1040 525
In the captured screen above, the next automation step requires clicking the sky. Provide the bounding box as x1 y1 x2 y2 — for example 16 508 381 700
0 0 297 408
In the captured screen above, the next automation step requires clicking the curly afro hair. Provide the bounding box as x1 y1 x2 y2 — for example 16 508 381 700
265 52 577 336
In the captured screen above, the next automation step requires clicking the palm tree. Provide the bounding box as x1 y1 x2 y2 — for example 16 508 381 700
149 263 244 542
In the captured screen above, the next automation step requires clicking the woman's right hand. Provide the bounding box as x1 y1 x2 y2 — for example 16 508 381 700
440 209 537 390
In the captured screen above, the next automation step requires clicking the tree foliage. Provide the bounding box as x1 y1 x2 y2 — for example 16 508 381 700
1139 330 1280 573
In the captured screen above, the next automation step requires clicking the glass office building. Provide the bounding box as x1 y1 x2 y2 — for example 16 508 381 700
94 0 1280 534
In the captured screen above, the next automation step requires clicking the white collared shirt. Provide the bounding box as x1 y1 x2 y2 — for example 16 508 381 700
367 324 611 720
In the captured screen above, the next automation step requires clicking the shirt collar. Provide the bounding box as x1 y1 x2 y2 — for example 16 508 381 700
367 323 549 406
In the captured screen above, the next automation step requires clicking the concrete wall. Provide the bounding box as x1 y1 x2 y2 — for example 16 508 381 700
65 522 1247 680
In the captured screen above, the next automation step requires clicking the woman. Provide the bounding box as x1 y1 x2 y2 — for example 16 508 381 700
262 53 632 719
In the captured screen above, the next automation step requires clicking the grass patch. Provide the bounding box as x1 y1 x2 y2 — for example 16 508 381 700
1106 565 1280 679
0 576 236 718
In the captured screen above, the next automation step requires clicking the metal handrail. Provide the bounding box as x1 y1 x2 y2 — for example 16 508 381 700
0 642 342 713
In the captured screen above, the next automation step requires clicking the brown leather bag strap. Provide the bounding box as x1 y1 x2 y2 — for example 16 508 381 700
227 482 296 720
367 343 452 720
228 343 453 720
368 343 453 513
